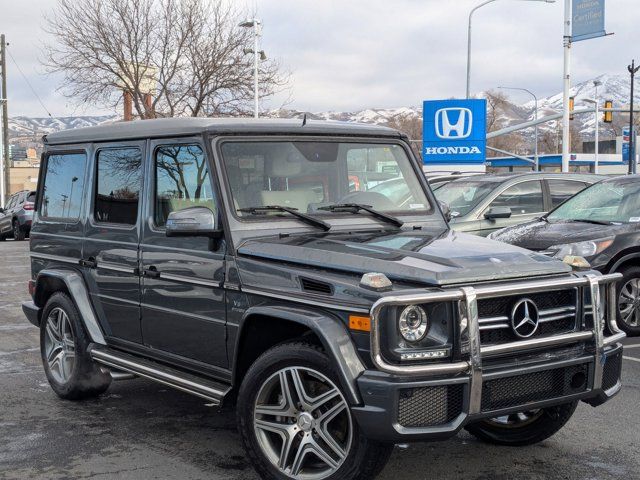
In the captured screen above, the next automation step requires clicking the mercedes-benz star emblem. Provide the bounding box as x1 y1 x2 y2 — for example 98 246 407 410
510 298 539 338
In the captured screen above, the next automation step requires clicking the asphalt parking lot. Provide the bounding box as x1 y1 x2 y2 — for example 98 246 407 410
1 239 639 480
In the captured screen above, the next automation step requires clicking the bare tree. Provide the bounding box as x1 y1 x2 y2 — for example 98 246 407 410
44 0 290 118
385 114 423 157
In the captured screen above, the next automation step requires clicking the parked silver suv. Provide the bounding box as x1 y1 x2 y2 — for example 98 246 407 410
433 173 604 236
0 190 35 241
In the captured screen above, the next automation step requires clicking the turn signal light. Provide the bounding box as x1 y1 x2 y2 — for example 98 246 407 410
349 315 371 332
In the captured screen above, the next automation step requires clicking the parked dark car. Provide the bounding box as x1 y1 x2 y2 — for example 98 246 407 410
22 118 624 480
433 173 604 236
0 190 35 240
490 175 640 336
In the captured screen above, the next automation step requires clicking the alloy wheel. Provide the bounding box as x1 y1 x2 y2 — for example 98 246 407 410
253 366 353 479
43 307 76 384
618 278 640 328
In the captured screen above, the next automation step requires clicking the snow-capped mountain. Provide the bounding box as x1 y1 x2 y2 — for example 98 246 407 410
9 115 117 138
6 74 635 141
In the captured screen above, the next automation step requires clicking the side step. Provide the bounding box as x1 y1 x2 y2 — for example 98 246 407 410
89 345 231 404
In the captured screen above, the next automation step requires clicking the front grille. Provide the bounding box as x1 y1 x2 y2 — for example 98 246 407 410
602 352 622 391
481 364 589 412
478 289 578 345
397 384 464 428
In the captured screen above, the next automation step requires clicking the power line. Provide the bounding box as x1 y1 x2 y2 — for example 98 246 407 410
6 47 53 118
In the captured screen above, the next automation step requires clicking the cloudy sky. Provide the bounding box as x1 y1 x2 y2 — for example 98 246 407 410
1 0 638 117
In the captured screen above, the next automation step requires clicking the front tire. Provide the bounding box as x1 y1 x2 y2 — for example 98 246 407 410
465 401 578 446
40 292 111 399
616 266 640 336
237 342 392 480
13 221 25 241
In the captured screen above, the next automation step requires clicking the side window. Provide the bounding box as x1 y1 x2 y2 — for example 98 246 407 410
548 180 588 208
489 180 544 215
6 195 16 209
95 148 142 225
155 144 215 227
40 153 87 220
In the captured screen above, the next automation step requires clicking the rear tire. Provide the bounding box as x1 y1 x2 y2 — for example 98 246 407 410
40 292 111 400
13 221 25 241
237 342 393 480
465 401 578 446
616 266 640 336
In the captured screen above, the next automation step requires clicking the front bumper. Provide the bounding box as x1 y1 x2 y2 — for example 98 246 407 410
353 273 625 442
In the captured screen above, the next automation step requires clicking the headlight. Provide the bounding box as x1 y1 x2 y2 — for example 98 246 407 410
398 305 429 342
550 238 614 259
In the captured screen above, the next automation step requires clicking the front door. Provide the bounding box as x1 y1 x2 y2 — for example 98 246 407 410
139 139 227 369
83 144 144 344
476 180 545 236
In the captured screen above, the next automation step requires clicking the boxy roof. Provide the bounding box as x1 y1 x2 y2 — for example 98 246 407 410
44 117 403 145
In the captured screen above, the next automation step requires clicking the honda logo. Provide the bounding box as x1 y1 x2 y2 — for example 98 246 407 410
434 108 473 140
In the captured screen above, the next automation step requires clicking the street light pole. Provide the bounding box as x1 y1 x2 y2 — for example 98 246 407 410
466 0 555 99
499 86 539 170
561 0 572 172
629 59 639 175
239 19 263 118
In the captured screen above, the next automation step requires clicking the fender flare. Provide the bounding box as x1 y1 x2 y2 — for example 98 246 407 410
237 305 366 405
610 252 640 273
34 268 106 345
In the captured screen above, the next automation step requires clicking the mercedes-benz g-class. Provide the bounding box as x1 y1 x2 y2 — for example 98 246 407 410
23 118 624 480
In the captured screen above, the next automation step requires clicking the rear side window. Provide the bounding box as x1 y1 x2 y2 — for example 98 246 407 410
95 148 142 225
40 153 87 220
27 192 36 203
154 144 215 227
548 179 588 208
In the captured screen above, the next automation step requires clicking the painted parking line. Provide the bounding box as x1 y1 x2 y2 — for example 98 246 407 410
624 344 640 349
623 356 640 363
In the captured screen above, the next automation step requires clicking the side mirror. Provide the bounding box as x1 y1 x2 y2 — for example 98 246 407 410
438 200 452 222
165 207 222 238
484 206 512 220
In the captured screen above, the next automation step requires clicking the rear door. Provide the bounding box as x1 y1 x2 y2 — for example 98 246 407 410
82 143 145 344
139 139 227 369
545 179 589 210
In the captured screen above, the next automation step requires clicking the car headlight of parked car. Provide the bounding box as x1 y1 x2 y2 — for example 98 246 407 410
549 238 614 259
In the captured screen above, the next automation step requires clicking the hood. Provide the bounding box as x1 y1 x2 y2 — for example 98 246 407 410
491 220 633 251
237 228 570 287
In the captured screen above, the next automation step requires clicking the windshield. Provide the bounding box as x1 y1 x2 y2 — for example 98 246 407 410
433 180 499 217
220 141 432 217
547 179 640 224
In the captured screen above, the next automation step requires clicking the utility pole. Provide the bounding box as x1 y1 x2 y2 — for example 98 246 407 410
629 59 639 175
561 0 572 172
0 34 9 207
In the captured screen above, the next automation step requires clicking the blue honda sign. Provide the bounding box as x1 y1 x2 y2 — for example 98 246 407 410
423 99 487 164
572 0 606 42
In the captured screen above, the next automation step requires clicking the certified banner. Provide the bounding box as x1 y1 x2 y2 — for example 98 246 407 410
572 0 606 42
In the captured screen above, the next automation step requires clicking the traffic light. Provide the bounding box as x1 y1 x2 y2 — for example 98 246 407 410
604 100 613 123
569 96 575 121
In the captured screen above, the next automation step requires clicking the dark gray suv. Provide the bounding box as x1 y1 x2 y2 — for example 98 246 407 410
22 118 624 480
0 190 35 241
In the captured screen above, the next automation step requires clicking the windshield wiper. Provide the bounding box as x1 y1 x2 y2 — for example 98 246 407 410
565 218 614 225
318 203 404 227
238 205 331 231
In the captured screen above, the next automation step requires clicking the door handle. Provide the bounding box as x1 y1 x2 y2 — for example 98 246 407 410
143 266 161 279
79 257 97 269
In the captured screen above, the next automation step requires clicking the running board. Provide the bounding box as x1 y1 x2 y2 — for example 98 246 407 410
89 345 230 404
